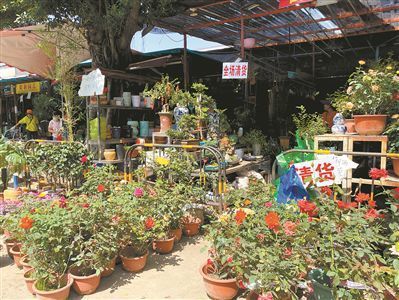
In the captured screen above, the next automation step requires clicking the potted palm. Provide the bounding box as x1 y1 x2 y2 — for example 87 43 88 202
143 75 179 133
340 58 399 135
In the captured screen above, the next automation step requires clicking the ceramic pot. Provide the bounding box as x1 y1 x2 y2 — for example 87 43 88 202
5 238 19 258
392 158 399 177
158 112 173 133
252 143 262 156
139 121 149 137
353 115 387 135
10 244 23 267
69 267 101 295
173 106 189 127
20 255 33 272
132 95 141 108
33 275 73 300
170 228 183 242
115 145 125 161
101 257 116 277
182 220 201 237
123 92 131 107
120 247 149 273
200 263 238 300
111 127 121 139
103 149 116 161
344 119 356 134
24 268 36 295
152 236 175 254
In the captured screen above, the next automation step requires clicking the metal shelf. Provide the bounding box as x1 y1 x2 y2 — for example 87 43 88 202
87 104 152 111
87 138 136 145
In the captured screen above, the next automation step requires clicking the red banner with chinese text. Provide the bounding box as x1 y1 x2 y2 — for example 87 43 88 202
279 0 313 9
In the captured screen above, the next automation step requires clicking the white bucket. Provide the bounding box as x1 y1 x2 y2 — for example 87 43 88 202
132 95 141 108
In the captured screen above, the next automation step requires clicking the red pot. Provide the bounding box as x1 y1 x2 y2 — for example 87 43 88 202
33 275 73 300
20 255 33 272
101 257 116 277
10 244 23 267
199 263 238 300
69 267 101 295
170 228 183 242
24 268 36 295
344 119 356 134
183 221 201 237
353 115 387 135
152 237 175 254
158 112 173 133
392 158 399 177
120 248 149 273
5 238 19 259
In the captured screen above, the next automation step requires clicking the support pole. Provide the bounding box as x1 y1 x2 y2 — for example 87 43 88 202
240 15 245 59
183 33 189 91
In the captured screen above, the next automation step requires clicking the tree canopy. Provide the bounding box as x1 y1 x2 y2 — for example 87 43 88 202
0 0 215 69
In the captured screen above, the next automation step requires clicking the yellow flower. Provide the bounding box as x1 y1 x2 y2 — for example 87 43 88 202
240 208 255 215
155 157 170 166
386 66 393 70
392 114 399 119
38 192 47 198
358 60 366 65
345 102 354 110
362 75 372 82
371 85 380 93
243 199 252 206
219 214 230 223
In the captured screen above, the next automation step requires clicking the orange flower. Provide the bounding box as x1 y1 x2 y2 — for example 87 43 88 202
243 199 252 206
235 209 247 225
369 168 388 180
355 193 370 203
320 186 333 197
97 184 105 193
19 216 34 230
365 208 383 220
144 217 155 230
265 211 280 231
297 200 318 217
368 200 376 208
337 200 357 210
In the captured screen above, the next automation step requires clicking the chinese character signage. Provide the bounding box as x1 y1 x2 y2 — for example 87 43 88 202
222 62 248 79
15 82 41 94
279 0 313 9
294 155 358 187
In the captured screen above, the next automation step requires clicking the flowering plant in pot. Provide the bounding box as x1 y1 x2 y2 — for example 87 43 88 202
338 58 399 135
75 164 117 196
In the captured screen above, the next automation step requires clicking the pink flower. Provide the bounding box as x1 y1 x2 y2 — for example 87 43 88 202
283 248 293 258
80 155 88 164
82 203 90 208
283 221 297 236
227 256 233 263
264 202 273 208
258 292 273 300
134 187 144 198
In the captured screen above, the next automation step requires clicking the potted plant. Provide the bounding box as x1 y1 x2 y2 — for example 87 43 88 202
24 268 36 295
143 75 179 133
340 58 399 135
384 118 399 176
191 82 216 131
329 90 356 133
241 129 267 156
151 218 175 254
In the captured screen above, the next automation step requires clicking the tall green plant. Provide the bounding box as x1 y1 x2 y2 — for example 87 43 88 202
292 106 327 140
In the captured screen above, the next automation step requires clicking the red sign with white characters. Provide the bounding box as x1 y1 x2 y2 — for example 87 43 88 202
279 0 313 9
222 62 248 79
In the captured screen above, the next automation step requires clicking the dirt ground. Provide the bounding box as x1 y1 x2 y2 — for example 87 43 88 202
0 236 210 300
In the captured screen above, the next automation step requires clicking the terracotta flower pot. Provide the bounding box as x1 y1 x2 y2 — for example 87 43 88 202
33 275 73 300
10 244 23 267
183 220 201 237
152 236 175 254
24 268 36 295
199 263 238 300
20 255 33 272
158 112 173 133
170 228 183 242
103 149 116 161
344 119 356 134
392 158 399 177
120 248 149 272
5 238 19 259
69 267 101 295
353 115 387 135
101 257 116 277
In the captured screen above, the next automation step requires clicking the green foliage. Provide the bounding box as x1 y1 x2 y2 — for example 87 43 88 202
143 74 179 112
167 114 197 140
76 165 117 196
293 106 328 140
0 139 27 175
32 94 60 122
385 119 399 153
241 129 267 148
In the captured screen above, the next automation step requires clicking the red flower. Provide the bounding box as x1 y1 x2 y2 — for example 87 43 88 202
283 221 297 236
144 217 155 230
258 292 273 300
80 155 88 164
320 186 333 197
265 211 280 232
30 208 36 213
59 197 67 208
235 209 247 225
111 215 121 223
227 256 233 263
264 202 273 208
337 200 357 210
297 200 318 217
368 200 376 208
393 188 399 200
19 216 34 230
283 248 292 258
355 193 370 203
369 168 388 180
365 208 384 219
82 203 90 208
97 184 105 193
237 279 247 289
207 258 213 266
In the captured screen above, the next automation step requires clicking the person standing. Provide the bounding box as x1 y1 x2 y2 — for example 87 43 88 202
15 109 39 140
48 112 63 141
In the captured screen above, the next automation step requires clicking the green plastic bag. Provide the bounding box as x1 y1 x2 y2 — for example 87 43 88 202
89 117 107 140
